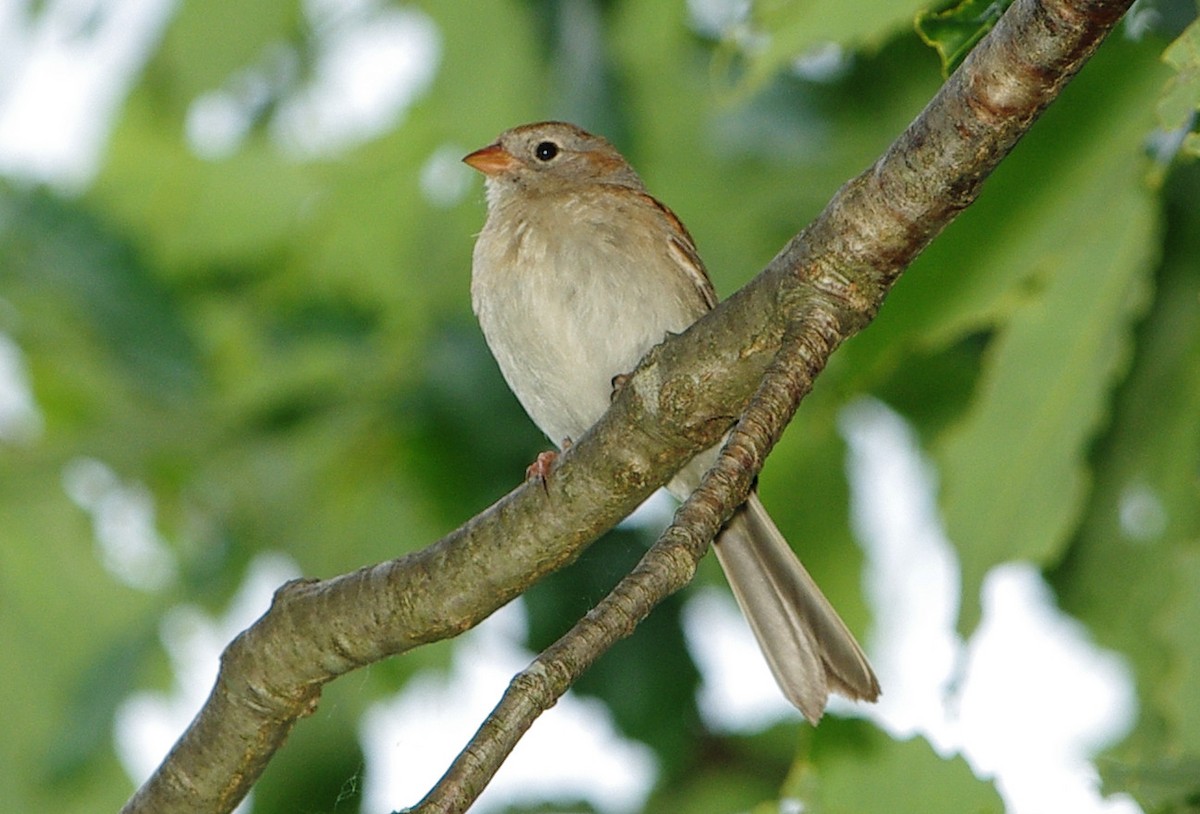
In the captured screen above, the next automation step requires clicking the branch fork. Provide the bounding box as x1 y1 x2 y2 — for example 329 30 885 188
121 1 1137 811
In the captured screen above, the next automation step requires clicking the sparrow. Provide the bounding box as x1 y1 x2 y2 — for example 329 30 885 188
463 121 879 722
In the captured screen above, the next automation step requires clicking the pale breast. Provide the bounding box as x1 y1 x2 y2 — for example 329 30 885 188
471 188 709 446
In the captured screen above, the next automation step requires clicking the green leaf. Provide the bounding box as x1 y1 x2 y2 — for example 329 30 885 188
1051 164 1200 812
149 0 303 106
1099 755 1200 814
1163 551 1200 757
790 720 1003 813
0 453 161 814
735 0 935 90
887 37 1165 633
643 723 797 813
0 190 201 403
936 183 1157 630
916 0 1011 77
835 36 1169 634
1156 18 1200 149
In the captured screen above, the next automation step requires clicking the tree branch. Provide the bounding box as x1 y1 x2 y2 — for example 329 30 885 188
407 317 830 813
121 0 1134 811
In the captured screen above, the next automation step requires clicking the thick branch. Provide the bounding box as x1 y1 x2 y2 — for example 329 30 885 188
121 1 1134 812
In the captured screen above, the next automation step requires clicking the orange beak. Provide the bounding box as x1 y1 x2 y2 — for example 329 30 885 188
463 143 518 176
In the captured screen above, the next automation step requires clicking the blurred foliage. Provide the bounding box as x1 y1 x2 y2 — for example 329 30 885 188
1158 18 1200 157
787 719 1003 813
1 0 1198 813
915 0 1010 76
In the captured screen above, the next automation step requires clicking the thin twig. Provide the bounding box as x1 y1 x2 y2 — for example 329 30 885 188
406 312 851 814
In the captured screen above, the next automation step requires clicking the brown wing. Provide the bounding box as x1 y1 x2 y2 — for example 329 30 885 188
638 192 718 312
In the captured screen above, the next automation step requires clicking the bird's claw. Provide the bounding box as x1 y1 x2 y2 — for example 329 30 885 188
526 450 558 487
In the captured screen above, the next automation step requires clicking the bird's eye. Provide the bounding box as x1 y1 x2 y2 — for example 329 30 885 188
534 141 559 161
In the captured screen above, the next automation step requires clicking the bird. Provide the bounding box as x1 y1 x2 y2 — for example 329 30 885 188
463 121 879 722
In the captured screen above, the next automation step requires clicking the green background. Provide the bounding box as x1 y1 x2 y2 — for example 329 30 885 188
1 0 1198 812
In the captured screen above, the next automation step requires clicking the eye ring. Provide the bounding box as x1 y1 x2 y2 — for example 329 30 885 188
534 141 559 161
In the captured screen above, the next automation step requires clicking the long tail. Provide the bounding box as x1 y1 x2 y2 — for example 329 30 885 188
711 492 880 722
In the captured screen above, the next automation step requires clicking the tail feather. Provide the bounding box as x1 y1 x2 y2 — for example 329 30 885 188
711 492 880 722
